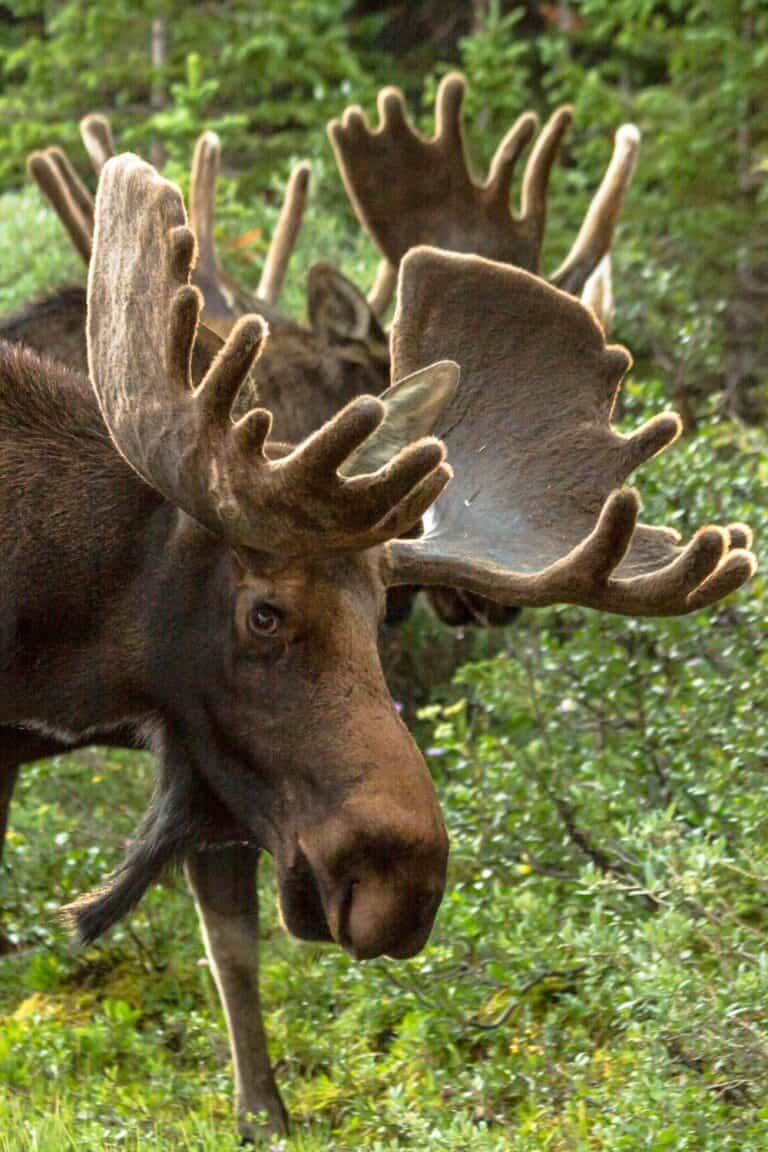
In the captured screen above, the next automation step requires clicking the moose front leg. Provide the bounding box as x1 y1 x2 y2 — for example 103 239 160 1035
184 845 288 1141
0 727 78 955
0 761 20 956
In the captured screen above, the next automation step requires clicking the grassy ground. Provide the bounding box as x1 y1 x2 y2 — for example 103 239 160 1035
1 190 767 1150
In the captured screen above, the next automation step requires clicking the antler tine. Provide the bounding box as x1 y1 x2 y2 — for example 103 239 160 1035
433 71 467 150
551 123 641 296
257 161 312 306
485 111 538 202
189 131 221 283
88 155 452 560
186 131 251 328
367 259 398 317
48 146 93 221
519 105 573 247
581 253 614 332
27 146 94 264
80 113 116 174
386 248 756 617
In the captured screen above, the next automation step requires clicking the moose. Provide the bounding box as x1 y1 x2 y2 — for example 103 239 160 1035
0 140 755 1138
5 74 638 426
2 75 639 631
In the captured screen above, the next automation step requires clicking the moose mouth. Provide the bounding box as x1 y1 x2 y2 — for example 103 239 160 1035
276 845 336 945
275 841 441 962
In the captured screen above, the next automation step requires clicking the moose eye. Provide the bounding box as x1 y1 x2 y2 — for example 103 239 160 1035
247 602 281 638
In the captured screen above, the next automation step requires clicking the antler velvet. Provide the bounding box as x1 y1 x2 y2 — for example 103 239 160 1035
385 248 756 617
328 73 640 301
80 113 116 174
87 156 453 559
27 145 94 263
29 116 310 329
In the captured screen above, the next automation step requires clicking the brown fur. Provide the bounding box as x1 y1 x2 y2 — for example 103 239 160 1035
0 286 89 374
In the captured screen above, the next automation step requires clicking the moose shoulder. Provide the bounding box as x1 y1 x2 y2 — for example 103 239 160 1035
0 154 755 1140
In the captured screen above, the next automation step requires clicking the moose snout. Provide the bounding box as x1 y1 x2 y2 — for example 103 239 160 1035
340 869 445 960
300 797 449 961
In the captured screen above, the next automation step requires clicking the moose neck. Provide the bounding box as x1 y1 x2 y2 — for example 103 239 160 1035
0 343 182 736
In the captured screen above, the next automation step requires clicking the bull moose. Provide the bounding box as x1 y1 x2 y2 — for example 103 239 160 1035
3 74 639 633
0 148 755 1140
6 74 637 394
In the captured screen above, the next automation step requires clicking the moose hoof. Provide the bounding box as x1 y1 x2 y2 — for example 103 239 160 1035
237 1100 289 1145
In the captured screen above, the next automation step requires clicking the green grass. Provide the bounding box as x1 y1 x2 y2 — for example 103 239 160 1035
0 187 82 314
1 189 767 1149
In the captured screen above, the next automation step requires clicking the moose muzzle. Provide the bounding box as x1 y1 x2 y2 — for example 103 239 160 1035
288 728 449 961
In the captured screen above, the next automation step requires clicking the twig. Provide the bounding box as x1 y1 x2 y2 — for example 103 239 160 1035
468 965 587 1031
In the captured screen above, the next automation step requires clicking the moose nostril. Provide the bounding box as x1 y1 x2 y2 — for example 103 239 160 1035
335 871 444 961
384 886 443 960
336 876 358 952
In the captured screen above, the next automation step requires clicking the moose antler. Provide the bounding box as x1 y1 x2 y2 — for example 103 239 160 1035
328 73 640 299
257 159 311 307
29 116 310 322
580 254 614 330
80 112 116 173
385 248 756 617
27 146 94 263
550 125 640 295
87 156 453 559
367 259 398 317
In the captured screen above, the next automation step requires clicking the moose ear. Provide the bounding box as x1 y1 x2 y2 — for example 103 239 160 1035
307 263 387 347
190 319 227 385
340 360 459 476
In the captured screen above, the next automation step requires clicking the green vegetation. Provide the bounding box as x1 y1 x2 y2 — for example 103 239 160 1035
0 2 766 1148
